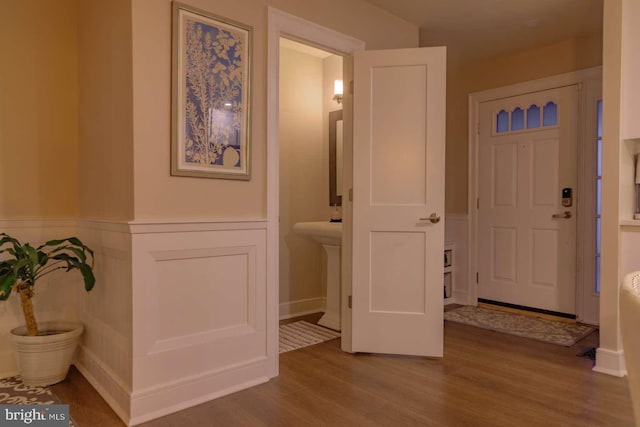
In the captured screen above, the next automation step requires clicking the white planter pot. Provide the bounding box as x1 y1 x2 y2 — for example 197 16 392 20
10 321 83 386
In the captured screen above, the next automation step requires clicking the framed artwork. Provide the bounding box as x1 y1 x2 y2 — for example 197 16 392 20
171 2 252 180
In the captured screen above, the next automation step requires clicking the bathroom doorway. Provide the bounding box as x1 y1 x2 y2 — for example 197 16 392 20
266 8 364 364
268 9 447 364
277 37 344 346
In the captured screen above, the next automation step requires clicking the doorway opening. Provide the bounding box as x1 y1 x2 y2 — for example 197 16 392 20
268 9 447 362
266 8 365 372
468 67 603 325
277 37 344 340
477 85 579 317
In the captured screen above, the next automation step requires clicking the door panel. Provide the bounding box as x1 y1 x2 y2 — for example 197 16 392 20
370 231 426 313
493 143 518 207
478 86 578 314
371 65 428 205
492 227 517 282
352 47 446 356
532 139 559 206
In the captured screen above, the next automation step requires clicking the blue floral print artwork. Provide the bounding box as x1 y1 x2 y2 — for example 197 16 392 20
183 18 244 170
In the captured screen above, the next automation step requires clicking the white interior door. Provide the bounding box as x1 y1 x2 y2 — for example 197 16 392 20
351 47 446 356
478 86 579 315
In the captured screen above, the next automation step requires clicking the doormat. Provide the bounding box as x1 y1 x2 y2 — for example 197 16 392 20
0 376 78 426
444 306 596 346
279 321 340 353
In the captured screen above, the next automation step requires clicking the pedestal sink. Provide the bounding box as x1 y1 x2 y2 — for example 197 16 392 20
292 221 342 331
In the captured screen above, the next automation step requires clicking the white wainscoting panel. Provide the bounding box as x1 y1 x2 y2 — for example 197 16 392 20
0 219 78 379
445 214 469 305
594 227 640 377
75 219 133 424
621 228 640 275
129 220 271 425
0 219 274 426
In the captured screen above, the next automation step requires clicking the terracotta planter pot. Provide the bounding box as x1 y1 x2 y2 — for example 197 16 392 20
10 321 83 386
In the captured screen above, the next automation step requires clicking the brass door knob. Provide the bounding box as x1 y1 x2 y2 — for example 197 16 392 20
420 213 441 224
552 211 572 219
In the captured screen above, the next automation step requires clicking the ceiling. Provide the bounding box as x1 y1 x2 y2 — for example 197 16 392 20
361 0 603 65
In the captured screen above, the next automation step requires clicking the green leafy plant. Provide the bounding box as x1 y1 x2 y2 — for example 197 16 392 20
0 233 95 336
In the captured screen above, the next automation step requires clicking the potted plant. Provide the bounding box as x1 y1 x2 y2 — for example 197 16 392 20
0 233 95 386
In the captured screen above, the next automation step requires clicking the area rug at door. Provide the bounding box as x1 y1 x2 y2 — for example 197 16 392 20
279 321 340 353
0 376 77 426
444 306 596 346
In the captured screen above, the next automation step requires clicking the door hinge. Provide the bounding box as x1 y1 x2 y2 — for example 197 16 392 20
477 198 479 210
476 272 479 284
349 188 353 202
349 80 354 95
348 295 352 309
477 122 480 135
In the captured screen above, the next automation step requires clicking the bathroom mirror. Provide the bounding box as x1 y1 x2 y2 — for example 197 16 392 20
329 110 343 206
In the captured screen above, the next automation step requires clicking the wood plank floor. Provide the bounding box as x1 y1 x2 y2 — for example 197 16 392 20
53 313 634 426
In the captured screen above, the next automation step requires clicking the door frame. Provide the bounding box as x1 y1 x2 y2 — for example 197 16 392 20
467 66 602 323
267 8 365 375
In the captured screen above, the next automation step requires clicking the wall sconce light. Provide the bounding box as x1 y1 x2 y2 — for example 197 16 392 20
333 80 343 105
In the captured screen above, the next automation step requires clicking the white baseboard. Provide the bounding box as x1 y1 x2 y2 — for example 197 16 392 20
444 290 469 305
593 347 627 377
129 375 268 425
74 344 131 425
129 358 269 426
279 297 326 320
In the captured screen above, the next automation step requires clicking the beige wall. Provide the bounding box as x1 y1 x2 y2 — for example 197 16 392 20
131 0 265 219
323 54 345 216
0 0 79 218
445 32 603 214
269 0 416 51
130 0 417 220
598 0 623 360
78 0 134 221
75 2 135 414
279 47 325 304
278 47 343 307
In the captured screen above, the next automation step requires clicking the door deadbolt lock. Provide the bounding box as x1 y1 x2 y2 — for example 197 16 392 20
562 188 573 207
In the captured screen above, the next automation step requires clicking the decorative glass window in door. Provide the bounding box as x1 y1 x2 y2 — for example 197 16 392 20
527 105 541 128
496 101 557 133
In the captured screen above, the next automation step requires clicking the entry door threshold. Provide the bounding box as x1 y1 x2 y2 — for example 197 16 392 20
478 299 577 322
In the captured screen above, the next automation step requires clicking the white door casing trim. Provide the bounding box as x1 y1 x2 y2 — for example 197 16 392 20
468 67 602 323
267 8 365 365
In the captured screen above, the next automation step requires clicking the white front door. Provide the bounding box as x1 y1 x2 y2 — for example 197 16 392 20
478 86 579 315
351 47 446 356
